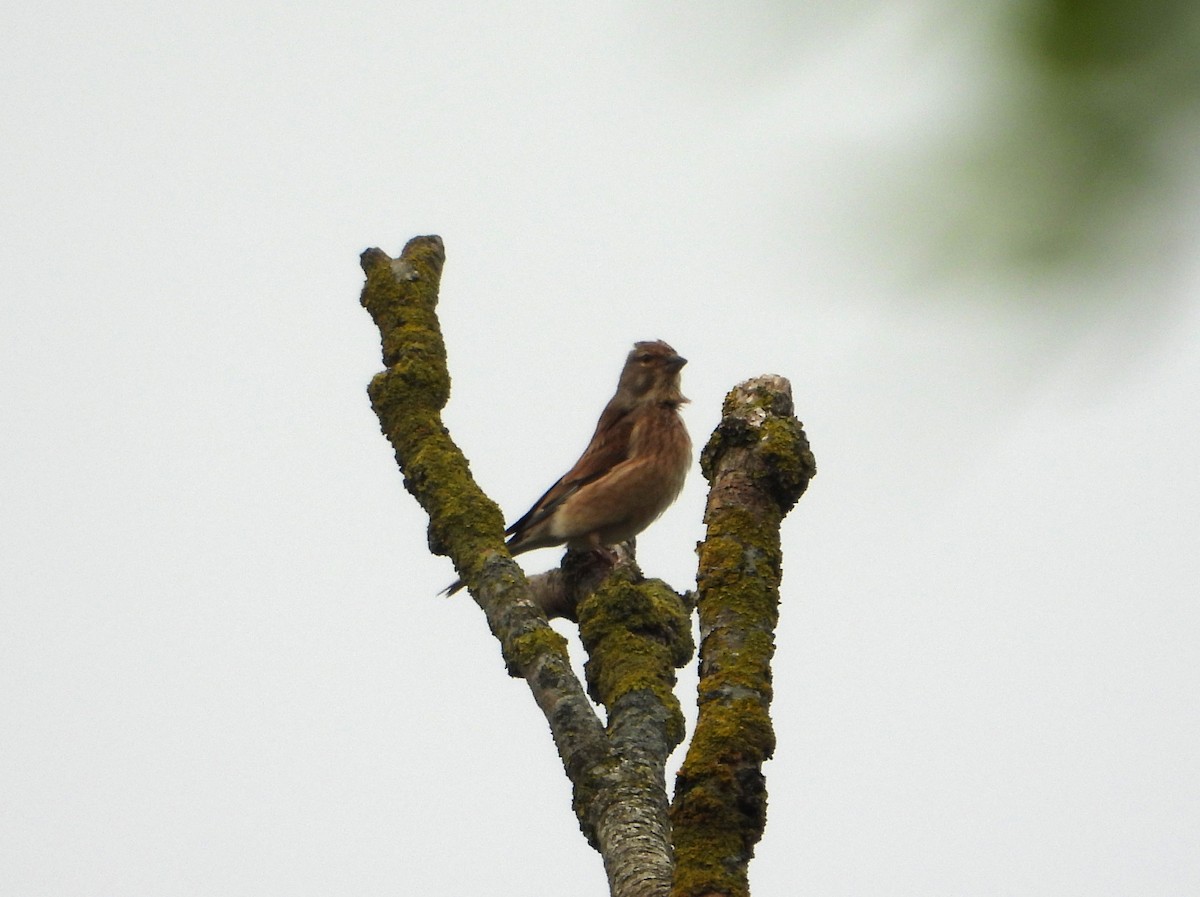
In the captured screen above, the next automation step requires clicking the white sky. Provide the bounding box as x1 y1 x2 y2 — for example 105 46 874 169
3 3 1197 895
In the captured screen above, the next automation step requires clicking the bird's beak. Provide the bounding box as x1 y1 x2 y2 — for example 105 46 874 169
665 354 687 373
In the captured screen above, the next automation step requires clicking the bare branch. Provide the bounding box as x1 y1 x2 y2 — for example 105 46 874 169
359 237 611 840
580 570 695 897
670 376 816 897
359 238 701 897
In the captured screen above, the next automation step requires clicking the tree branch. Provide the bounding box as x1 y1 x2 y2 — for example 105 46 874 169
359 237 611 839
359 237 703 897
579 570 695 897
670 376 816 897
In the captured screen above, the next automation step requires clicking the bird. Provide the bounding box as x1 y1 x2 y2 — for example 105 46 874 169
444 340 691 595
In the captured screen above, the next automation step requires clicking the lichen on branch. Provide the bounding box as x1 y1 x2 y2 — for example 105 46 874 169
359 239 816 897
670 376 815 897
359 236 611 840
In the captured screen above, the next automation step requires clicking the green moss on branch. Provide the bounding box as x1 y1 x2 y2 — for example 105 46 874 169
670 375 814 897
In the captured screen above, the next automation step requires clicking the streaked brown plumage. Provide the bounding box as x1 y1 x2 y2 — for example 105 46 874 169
445 340 691 596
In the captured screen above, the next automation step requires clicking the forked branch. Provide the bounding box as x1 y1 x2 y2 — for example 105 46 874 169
359 237 815 897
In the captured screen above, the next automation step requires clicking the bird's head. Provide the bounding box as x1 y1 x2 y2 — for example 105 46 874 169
615 340 689 408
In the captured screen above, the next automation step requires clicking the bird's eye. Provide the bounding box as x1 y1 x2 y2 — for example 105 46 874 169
638 354 654 364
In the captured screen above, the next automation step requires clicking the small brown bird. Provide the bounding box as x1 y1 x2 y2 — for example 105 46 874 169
445 340 691 595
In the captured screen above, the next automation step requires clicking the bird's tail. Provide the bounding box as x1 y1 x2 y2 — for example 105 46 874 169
439 578 465 597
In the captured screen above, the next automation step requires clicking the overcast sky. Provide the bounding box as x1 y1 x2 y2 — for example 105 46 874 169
4 3 1198 895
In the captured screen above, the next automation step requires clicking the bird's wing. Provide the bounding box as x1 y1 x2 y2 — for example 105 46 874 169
506 402 635 542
